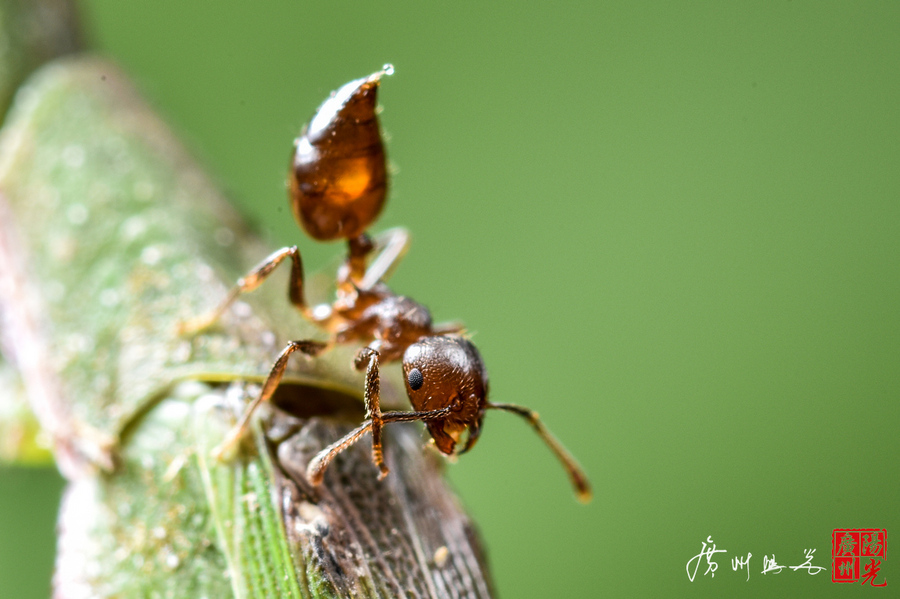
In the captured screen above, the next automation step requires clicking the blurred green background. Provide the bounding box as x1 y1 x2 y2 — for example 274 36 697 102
2 1 898 597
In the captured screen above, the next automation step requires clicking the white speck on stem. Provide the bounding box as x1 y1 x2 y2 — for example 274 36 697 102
61 144 85 169
121 216 147 240
99 288 120 307
66 203 88 225
434 546 450 568
233 301 252 318
141 246 162 265
261 331 276 347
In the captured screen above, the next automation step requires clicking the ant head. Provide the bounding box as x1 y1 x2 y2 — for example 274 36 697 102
402 335 489 455
289 66 394 241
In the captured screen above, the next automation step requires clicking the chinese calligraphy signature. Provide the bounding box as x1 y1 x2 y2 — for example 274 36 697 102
687 536 825 582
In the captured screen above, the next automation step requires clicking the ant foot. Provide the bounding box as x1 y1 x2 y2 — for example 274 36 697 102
176 312 219 337
210 427 243 461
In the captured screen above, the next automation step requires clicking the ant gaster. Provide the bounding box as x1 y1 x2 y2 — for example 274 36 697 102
184 66 591 503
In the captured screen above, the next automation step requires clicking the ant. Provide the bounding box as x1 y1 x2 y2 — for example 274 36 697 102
184 65 591 503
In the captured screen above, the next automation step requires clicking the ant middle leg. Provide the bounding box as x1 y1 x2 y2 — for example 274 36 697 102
212 339 328 458
179 245 310 334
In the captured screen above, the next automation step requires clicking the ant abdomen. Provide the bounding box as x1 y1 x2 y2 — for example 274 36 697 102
289 67 393 241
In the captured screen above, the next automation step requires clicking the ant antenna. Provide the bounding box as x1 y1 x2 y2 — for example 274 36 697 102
487 402 592 503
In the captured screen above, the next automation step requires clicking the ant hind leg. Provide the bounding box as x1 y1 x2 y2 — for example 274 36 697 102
211 339 327 459
359 227 410 290
179 246 309 335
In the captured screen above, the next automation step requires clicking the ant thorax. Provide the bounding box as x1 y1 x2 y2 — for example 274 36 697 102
330 283 434 363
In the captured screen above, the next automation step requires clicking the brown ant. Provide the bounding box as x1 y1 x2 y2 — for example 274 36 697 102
184 65 591 502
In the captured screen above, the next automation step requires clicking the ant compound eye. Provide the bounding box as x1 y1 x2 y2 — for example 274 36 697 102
407 368 424 391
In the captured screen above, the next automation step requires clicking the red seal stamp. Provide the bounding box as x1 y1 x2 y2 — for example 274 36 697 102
832 529 886 586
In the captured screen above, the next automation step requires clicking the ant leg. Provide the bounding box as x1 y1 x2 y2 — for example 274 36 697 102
305 420 372 485
487 402 593 503
179 246 309 334
305 404 455 485
354 346 388 478
359 227 410 290
211 340 327 458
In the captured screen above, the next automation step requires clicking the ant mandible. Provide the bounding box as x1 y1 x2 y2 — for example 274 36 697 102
184 65 591 503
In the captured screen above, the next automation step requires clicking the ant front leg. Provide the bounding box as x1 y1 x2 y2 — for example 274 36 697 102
179 245 310 334
306 402 458 485
354 346 389 478
212 339 327 459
